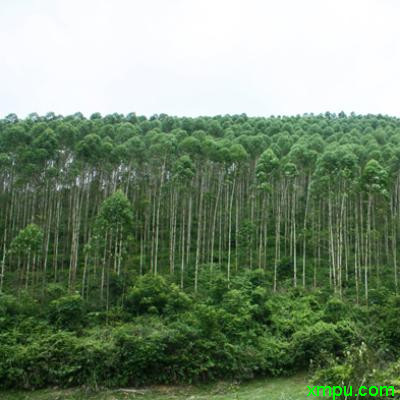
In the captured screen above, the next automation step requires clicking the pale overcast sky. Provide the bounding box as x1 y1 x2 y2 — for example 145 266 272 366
1 0 399 118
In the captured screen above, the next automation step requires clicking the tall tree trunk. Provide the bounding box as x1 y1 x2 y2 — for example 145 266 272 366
194 173 204 292
227 172 236 285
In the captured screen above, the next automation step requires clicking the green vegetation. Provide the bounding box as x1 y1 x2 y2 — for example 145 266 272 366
2 112 400 397
1 272 400 397
2 375 313 400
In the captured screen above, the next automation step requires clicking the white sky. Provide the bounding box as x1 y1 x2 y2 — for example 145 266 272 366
1 0 400 118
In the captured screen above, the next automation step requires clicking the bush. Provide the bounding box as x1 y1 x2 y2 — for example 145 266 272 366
0 294 20 327
112 322 167 385
124 274 192 317
0 330 116 389
292 321 356 368
48 294 85 330
0 274 382 390
43 283 67 302
312 342 380 399
257 335 293 376
0 292 40 327
378 295 400 356
323 297 348 323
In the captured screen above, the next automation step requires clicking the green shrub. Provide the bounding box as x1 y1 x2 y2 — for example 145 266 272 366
0 294 20 327
323 297 348 323
292 321 356 368
0 274 384 390
257 335 293 376
48 294 85 330
43 283 67 302
113 321 169 385
125 274 191 316
312 342 380 399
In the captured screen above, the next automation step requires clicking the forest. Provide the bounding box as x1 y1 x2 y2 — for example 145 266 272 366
1 111 400 397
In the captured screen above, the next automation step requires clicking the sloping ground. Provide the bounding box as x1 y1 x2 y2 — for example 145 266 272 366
1 375 313 400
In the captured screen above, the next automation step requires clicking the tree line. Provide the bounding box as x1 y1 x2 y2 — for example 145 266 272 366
1 111 399 305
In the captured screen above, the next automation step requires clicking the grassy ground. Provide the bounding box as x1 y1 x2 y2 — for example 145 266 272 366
1 375 318 400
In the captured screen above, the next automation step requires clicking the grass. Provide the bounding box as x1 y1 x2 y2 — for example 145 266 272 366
1 375 320 400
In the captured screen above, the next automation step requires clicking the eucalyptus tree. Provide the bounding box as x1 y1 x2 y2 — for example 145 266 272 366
9 223 43 289
313 145 357 295
288 139 320 287
205 137 228 276
225 143 248 284
72 133 106 288
89 190 133 308
255 148 279 288
361 159 388 303
283 162 299 287
172 155 195 287
179 133 208 292
148 131 177 275
1 111 400 301
388 149 400 293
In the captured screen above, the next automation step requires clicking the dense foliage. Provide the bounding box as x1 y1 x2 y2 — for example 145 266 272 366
0 272 399 394
0 272 383 389
1 112 400 300
1 111 400 394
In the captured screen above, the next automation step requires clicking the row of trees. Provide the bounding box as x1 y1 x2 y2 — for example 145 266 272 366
1 111 399 304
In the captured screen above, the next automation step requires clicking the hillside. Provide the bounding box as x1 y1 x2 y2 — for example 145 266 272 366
1 112 400 395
